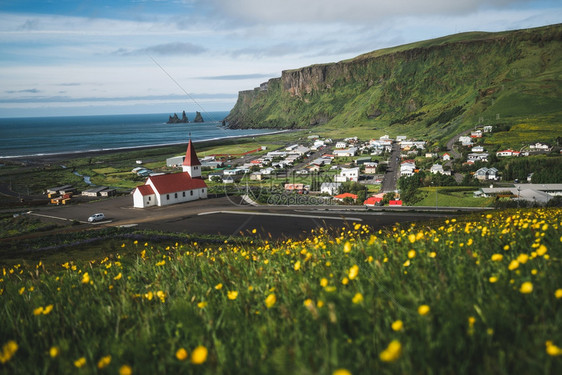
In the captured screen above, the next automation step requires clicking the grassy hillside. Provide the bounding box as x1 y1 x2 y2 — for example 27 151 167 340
226 24 562 147
1 208 561 374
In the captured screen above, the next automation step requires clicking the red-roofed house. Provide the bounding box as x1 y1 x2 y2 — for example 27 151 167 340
334 192 358 202
364 196 382 206
133 139 208 208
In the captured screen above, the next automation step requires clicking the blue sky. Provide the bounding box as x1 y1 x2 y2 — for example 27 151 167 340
0 0 561 117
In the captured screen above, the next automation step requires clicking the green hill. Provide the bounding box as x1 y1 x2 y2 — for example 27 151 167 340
225 24 562 146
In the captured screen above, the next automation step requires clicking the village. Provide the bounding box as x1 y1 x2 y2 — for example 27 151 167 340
42 124 561 211
43 123 555 211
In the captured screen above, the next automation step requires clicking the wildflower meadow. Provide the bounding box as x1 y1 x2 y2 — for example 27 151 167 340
1 208 561 374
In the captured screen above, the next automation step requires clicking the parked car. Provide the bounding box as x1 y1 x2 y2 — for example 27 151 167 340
88 213 105 222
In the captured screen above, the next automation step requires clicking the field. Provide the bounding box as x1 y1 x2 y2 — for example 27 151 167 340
1 208 561 374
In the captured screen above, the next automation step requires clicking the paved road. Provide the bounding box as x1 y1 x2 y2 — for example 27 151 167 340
381 143 401 193
23 195 460 240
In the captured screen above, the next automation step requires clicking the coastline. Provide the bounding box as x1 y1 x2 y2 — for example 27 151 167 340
0 129 295 165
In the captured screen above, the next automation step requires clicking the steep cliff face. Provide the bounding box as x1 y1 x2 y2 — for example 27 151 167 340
225 24 562 138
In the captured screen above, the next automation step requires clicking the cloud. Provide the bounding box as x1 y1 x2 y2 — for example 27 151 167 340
209 0 540 24
0 93 236 104
114 42 207 56
200 73 275 80
5 89 41 94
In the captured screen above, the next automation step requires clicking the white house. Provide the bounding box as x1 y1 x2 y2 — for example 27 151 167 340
471 130 483 138
459 136 473 146
483 125 493 133
474 167 499 181
496 149 521 157
430 164 444 174
467 152 489 162
472 145 485 153
133 139 208 208
442 153 451 161
335 167 360 182
333 148 358 157
529 143 550 151
400 160 416 177
335 141 347 149
320 182 341 195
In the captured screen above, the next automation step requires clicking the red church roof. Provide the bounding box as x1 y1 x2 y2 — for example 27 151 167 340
183 139 201 167
147 172 207 194
135 185 155 196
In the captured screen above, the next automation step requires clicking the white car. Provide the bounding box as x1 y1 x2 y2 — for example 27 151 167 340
88 213 105 222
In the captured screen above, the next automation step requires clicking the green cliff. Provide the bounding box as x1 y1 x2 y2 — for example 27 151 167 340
225 24 562 143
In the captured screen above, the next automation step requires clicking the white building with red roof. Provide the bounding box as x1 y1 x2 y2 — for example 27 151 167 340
133 139 207 208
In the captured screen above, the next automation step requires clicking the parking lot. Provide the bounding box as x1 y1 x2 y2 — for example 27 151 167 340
25 194 456 240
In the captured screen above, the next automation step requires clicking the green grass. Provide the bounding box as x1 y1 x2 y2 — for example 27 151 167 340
415 187 495 207
0 208 561 374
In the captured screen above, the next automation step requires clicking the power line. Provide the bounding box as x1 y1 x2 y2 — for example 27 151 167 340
148 55 219 124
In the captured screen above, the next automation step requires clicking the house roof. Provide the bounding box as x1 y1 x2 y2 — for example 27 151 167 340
335 192 358 199
183 139 201 167
364 197 382 205
147 172 207 195
136 185 155 196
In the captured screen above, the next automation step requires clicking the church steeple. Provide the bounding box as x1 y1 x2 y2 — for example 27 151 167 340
182 136 201 178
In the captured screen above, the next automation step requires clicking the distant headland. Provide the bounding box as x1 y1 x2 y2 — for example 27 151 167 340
167 111 204 124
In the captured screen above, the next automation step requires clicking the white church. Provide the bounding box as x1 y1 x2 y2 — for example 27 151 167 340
132 139 208 208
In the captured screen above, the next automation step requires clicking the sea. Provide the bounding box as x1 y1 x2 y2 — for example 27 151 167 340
0 111 275 158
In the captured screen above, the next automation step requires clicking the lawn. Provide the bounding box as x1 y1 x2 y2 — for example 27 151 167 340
416 187 495 207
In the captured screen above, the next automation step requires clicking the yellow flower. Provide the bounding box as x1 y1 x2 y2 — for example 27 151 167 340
113 272 122 280
555 289 562 299
537 245 547 256
74 357 86 368
197 301 208 309
49 346 59 358
391 320 403 331
333 369 352 375
33 306 44 316
341 277 349 285
403 259 410 267
348 265 359 280
517 253 529 264
408 250 416 259
519 281 533 294
546 341 562 356
294 260 301 271
176 348 188 361
215 283 223 290
429 252 437 258
265 293 276 308
156 290 166 303
408 234 416 243
0 340 18 364
379 340 402 362
418 305 430 316
227 291 238 300
43 304 53 315
155 260 165 266
352 293 363 304
81 272 90 284
190 345 208 365
343 241 352 253
18 287 25 295
119 365 133 375
320 278 328 287
491 254 503 262
97 355 111 369
508 260 519 271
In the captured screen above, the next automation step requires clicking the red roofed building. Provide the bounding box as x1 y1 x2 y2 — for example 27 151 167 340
182 139 202 178
334 192 358 202
133 138 208 208
363 196 382 206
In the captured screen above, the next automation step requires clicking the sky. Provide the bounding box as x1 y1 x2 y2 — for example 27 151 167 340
0 0 561 118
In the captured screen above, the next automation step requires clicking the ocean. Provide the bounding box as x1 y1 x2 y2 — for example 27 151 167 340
0 112 274 158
